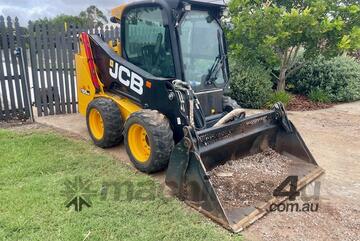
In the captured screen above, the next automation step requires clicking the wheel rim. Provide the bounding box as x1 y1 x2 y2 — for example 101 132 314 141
128 123 151 163
89 109 104 140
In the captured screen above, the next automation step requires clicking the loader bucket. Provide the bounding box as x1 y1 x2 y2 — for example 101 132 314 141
165 104 324 232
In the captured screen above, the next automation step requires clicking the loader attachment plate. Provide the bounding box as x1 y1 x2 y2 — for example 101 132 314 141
166 106 324 232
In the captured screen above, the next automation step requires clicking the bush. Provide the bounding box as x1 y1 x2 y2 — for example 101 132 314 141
350 50 360 63
308 89 331 103
291 56 360 102
266 91 293 108
229 60 273 109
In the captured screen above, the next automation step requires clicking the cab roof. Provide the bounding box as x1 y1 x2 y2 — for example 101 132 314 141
167 0 226 9
111 0 225 20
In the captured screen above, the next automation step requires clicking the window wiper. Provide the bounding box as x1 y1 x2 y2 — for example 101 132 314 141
205 54 225 86
205 29 226 86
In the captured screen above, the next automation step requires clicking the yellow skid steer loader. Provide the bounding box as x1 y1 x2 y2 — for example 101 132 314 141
75 0 324 232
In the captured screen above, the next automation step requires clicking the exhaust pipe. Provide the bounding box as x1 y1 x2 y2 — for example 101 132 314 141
165 103 324 232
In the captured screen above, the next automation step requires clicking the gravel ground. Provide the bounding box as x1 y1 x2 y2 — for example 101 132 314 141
246 200 360 241
210 149 304 209
243 102 360 241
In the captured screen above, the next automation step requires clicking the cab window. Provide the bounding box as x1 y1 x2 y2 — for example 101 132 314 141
123 6 175 78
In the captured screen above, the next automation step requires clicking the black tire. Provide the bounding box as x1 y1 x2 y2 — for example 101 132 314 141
86 98 123 148
124 109 174 173
223 96 241 113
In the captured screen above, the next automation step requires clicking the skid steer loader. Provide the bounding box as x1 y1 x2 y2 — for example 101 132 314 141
75 0 324 232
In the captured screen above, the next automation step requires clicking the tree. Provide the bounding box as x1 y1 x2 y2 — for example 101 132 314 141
32 15 86 28
227 0 360 91
53 14 86 27
31 5 108 28
79 5 108 28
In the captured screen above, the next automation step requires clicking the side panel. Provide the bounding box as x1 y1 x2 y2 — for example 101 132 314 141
89 35 188 142
98 93 141 121
108 40 122 56
75 54 96 116
75 35 140 121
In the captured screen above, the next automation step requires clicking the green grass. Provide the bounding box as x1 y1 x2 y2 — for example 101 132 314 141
266 91 293 108
0 128 243 241
308 88 331 103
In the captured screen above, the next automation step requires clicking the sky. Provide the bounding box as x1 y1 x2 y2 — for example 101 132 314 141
0 0 226 26
0 0 125 26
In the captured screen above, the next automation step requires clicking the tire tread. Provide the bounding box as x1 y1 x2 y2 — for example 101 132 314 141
125 109 174 173
86 98 123 148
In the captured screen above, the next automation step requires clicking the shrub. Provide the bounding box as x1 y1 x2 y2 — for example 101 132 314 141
350 50 360 63
308 89 331 103
291 55 360 102
266 91 293 108
229 60 273 109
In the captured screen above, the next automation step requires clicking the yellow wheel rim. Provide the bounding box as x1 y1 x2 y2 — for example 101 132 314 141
89 109 104 140
128 123 151 163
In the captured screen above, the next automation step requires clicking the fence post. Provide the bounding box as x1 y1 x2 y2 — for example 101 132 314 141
15 17 31 118
1 17 17 116
43 23 55 115
0 16 10 119
28 21 43 117
15 47 34 122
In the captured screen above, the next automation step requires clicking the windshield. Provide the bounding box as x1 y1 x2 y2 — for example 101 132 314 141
179 11 226 91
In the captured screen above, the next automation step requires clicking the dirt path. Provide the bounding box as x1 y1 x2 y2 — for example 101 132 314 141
243 102 360 241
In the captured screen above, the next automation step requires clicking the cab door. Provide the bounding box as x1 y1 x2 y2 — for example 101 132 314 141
121 5 176 79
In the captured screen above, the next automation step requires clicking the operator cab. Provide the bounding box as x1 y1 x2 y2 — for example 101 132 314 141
111 0 230 116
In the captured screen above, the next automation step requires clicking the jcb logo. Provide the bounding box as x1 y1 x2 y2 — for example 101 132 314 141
109 60 143 95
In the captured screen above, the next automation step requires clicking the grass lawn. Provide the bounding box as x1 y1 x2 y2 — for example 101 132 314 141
0 128 243 240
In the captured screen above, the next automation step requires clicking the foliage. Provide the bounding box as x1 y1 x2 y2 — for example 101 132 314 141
266 91 293 108
0 129 243 240
31 5 108 28
32 14 86 27
79 5 108 28
229 59 273 109
227 0 360 92
291 55 360 102
350 50 360 62
308 89 331 103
